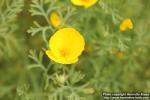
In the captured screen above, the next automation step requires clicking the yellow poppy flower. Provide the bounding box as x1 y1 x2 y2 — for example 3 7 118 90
46 28 85 64
50 11 61 28
71 0 97 8
116 51 124 59
120 18 133 32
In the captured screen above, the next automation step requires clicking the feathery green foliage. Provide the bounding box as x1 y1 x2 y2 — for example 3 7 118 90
0 0 24 59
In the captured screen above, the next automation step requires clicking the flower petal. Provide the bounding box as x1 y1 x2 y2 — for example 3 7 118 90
83 0 97 8
46 50 78 64
71 0 83 6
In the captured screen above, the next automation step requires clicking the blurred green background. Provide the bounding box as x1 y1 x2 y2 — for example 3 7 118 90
0 0 150 100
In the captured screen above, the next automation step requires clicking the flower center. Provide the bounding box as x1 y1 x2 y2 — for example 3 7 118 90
82 0 90 2
60 49 68 57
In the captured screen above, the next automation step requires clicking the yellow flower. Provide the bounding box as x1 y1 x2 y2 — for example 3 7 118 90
46 28 85 64
120 18 133 32
116 51 124 59
71 0 97 8
50 11 61 28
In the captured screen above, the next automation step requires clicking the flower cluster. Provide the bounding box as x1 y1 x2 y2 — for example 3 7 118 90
46 1 134 64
